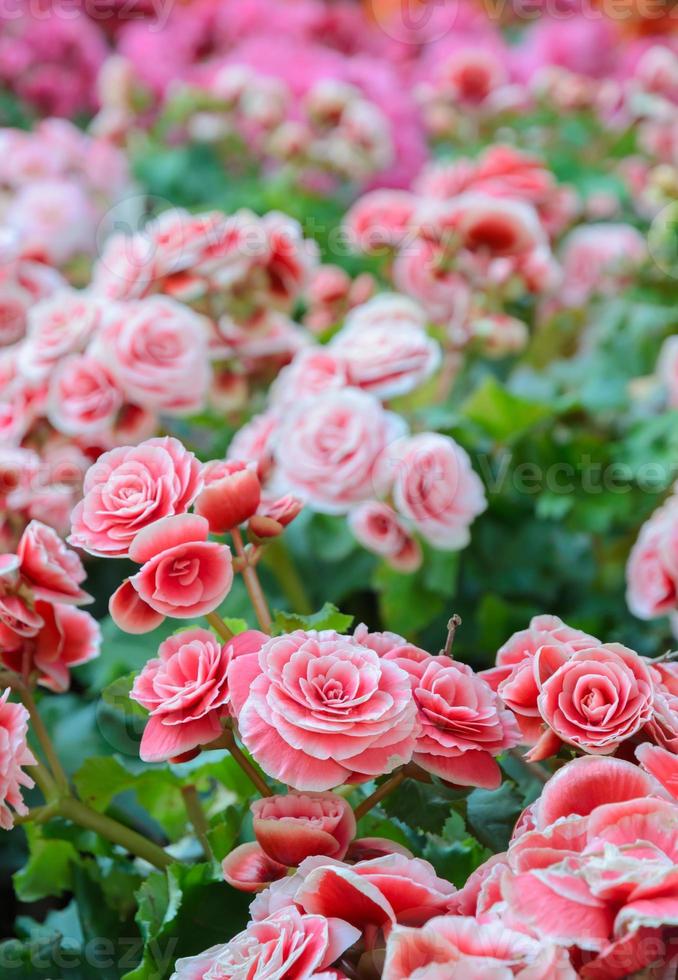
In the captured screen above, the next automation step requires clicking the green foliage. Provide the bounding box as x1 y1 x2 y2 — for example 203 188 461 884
13 826 78 903
125 863 251 980
272 602 354 635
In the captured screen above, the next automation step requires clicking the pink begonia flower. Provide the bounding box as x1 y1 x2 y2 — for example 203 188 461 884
17 291 102 384
69 437 203 558
46 354 124 439
344 190 417 254
227 410 279 483
558 223 647 307
392 237 472 326
329 296 441 400
222 842 289 892
383 915 577 980
636 742 678 801
194 460 261 534
658 336 678 411
287 852 456 933
118 514 233 623
274 389 407 515
1 601 101 694
269 349 349 411
5 179 98 267
230 629 419 791
397 654 520 788
348 502 422 573
171 907 360 980
375 432 487 551
501 757 678 979
17 520 91 606
532 642 655 759
251 793 357 866
91 297 211 416
130 627 265 762
0 689 36 830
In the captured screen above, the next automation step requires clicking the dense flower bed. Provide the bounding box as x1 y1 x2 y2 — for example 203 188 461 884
0 0 677 977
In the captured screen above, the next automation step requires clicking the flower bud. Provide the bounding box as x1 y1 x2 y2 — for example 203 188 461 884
194 460 261 534
251 792 357 867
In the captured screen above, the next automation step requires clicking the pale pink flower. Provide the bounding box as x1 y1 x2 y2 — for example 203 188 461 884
0 689 36 830
657 336 678 410
626 499 678 620
330 295 440 399
17 520 90 606
17 291 102 383
170 908 360 980
636 742 678 801
251 792 357 866
228 410 279 482
375 433 486 550
348 502 422 573
230 629 419 791
383 916 577 980
46 354 124 439
274 389 406 515
5 179 98 266
92 297 211 415
69 437 203 558
270 348 349 410
559 223 647 307
131 628 265 762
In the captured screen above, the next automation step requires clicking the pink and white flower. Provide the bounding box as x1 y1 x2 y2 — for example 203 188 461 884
0 690 36 831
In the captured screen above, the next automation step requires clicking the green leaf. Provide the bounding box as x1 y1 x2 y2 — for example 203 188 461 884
423 836 492 888
125 863 251 980
272 602 354 635
101 674 147 720
381 779 466 836
466 782 524 851
461 376 552 442
13 826 78 902
206 806 245 862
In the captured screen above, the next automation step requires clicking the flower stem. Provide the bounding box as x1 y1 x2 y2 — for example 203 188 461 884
222 727 273 797
59 797 173 870
181 785 212 860
354 770 406 821
232 528 273 633
13 678 70 795
261 538 313 616
205 611 235 642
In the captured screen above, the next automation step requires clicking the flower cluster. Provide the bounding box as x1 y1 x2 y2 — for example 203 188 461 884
177 753 678 980
482 615 676 764
0 120 130 271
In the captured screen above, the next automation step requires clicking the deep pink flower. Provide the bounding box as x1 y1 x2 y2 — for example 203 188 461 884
383 915 577 980
125 514 233 622
294 853 456 931
171 907 360 980
194 460 261 534
0 689 36 830
252 792 357 866
344 190 416 254
69 437 203 558
130 627 264 762
407 655 520 788
535 642 655 757
17 520 91 605
231 629 419 791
